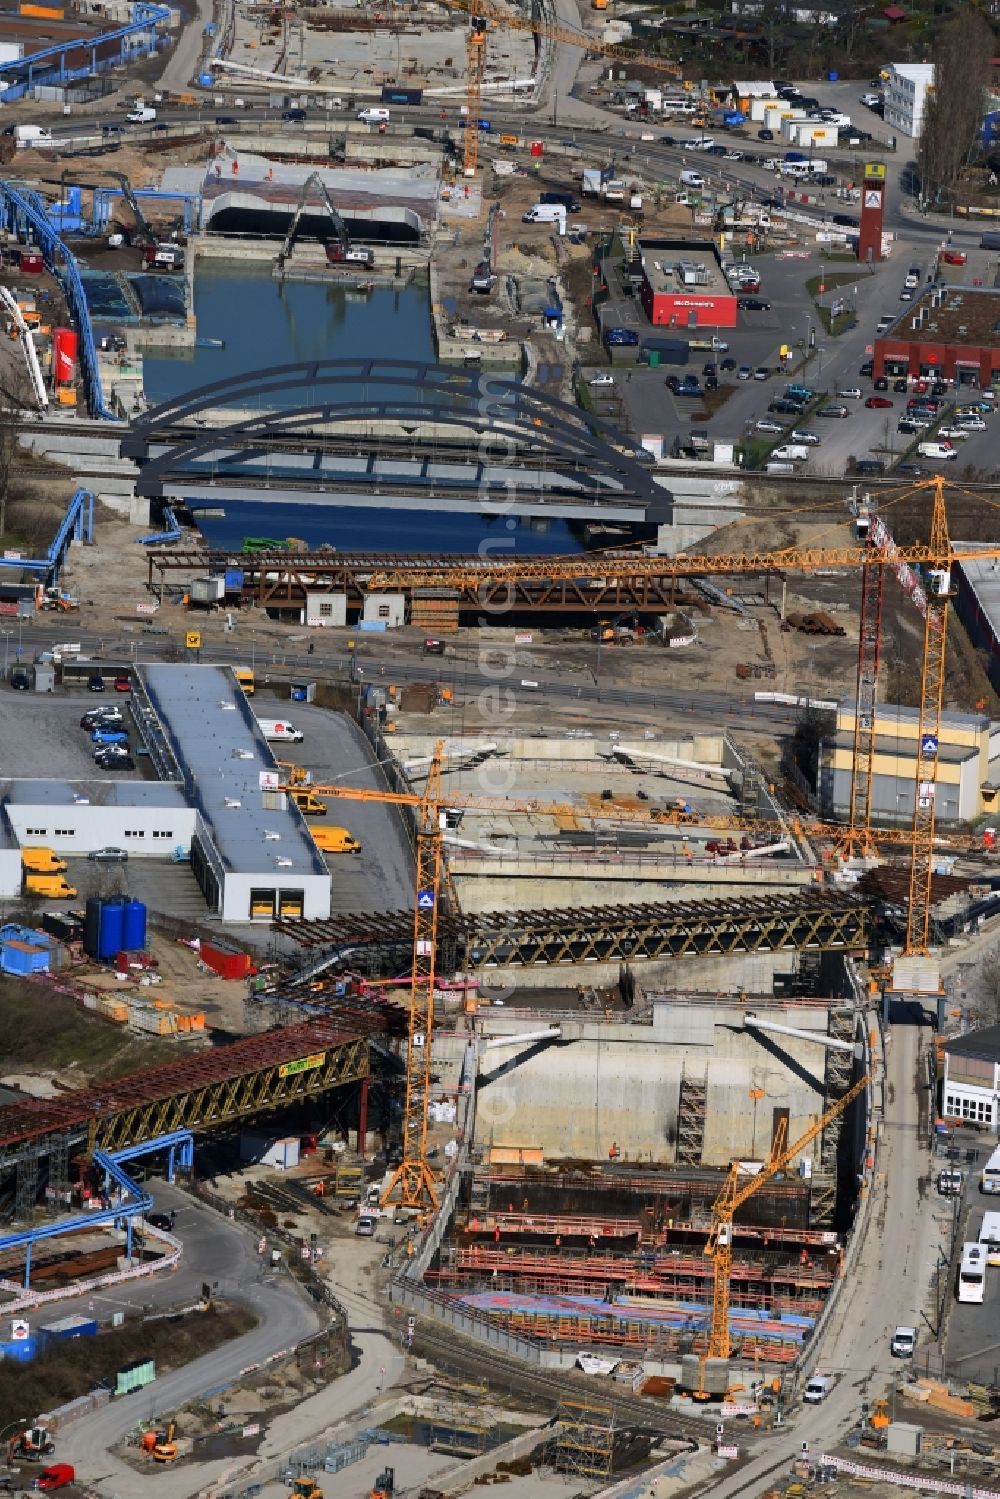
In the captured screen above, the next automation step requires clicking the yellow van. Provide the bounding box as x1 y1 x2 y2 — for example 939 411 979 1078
21 847 68 875
309 824 361 854
25 873 77 900
292 788 327 816
234 667 255 696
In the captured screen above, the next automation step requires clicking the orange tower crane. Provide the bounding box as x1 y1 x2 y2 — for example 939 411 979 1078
429 0 681 176
365 477 997 954
704 1071 870 1362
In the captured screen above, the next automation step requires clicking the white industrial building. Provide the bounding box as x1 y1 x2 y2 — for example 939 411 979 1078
955 550 1000 698
884 63 935 138
942 1027 1000 1127
0 663 332 923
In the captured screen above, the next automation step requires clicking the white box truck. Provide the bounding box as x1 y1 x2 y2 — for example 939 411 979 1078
14 125 54 148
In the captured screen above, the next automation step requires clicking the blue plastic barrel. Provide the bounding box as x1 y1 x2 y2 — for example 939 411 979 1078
97 898 126 962
827 70 838 81
84 896 102 960
198 73 213 86
122 898 147 953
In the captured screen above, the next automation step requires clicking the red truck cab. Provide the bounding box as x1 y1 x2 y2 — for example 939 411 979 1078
35 1466 75 1490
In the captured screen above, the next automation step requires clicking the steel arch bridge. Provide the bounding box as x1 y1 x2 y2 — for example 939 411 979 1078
122 358 670 516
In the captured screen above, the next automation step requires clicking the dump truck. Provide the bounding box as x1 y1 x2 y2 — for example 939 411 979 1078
21 847 68 875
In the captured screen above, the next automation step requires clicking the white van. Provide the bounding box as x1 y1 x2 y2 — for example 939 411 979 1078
917 441 957 460
772 443 811 462
357 107 389 124
522 204 565 223
679 169 705 188
803 1374 831 1403
256 717 305 743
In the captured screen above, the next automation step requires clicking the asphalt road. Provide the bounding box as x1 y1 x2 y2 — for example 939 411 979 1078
942 1140 1000 1386
54 1184 322 1492
10 624 819 731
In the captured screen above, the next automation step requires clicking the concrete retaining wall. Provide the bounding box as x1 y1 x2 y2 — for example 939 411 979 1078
475 999 837 1165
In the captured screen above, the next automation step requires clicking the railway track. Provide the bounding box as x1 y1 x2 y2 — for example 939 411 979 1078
410 1317 724 1444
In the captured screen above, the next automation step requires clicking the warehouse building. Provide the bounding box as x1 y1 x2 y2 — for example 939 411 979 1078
955 549 1000 697
0 664 332 922
640 238 738 330
874 286 1000 387
820 702 1000 826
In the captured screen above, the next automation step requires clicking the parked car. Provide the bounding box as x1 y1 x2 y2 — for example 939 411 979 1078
755 418 784 433
588 372 615 386
604 327 639 346
874 376 890 391
941 248 967 265
866 396 893 408
720 357 737 371
114 672 131 692
860 361 874 378
88 846 129 863
703 361 717 377
753 366 770 381
817 404 849 418
837 387 862 400
893 378 908 393
769 399 805 415
790 429 821 444
738 296 771 311
665 374 681 392
88 672 106 692
737 364 753 380
758 128 774 141
81 708 123 729
95 751 136 771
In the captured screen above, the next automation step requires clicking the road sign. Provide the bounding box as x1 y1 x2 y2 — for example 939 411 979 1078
921 734 939 756
186 630 202 650
417 890 435 909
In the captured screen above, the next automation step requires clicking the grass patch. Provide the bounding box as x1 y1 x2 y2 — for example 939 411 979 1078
0 977 177 1078
804 272 859 299
0 1304 257 1429
689 383 738 421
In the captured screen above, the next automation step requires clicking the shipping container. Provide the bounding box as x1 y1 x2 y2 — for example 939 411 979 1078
39 1315 98 1343
201 941 253 980
380 87 422 104
1 938 49 976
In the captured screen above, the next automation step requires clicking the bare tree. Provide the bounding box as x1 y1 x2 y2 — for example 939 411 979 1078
0 410 18 541
920 10 995 202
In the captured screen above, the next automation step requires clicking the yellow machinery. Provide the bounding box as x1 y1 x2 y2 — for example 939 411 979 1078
290 1480 324 1499
704 1073 870 1363
429 0 681 175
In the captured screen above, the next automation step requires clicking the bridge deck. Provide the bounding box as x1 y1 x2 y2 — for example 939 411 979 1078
0 1019 370 1164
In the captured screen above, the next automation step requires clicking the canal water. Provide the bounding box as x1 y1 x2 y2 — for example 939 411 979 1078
141 261 586 554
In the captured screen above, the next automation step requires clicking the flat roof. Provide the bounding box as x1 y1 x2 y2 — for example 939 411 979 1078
957 547 1000 639
140 664 327 880
945 1025 1000 1062
3 779 190 808
641 242 729 298
829 731 977 766
838 702 991 735
878 286 1000 350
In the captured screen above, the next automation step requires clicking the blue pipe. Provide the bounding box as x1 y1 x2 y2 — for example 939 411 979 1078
0 487 95 578
0 1130 193 1290
0 2 167 80
0 182 115 419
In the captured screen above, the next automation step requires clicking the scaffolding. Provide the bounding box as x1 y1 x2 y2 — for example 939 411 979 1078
554 1400 615 1481
812 1007 859 1227
675 1068 708 1166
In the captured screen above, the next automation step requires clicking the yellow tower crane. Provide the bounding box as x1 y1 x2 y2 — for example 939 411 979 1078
429 0 681 176
704 1070 870 1362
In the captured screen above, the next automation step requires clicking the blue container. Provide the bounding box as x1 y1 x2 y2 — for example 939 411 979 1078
224 568 244 591
1 940 48 976
827 70 838 80
97 898 126 962
1 1339 37 1361
291 686 305 701
66 186 82 216
84 896 102 960
198 72 213 86
122 898 147 953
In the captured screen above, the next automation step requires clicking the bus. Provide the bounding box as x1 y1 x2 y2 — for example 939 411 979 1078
982 1145 1000 1194
979 1211 1000 1265
958 1242 986 1303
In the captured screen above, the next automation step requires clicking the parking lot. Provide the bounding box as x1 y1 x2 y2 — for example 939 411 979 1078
586 240 1000 476
942 1134 1000 1385
0 687 144 781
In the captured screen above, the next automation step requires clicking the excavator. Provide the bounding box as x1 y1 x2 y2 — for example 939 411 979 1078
141 1422 178 1462
7 1428 54 1463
